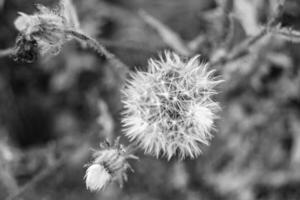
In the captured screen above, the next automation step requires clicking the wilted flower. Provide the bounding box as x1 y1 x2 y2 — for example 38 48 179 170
12 34 39 63
14 0 80 56
85 138 137 191
122 51 222 160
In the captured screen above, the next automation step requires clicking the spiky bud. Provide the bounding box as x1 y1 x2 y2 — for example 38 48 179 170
14 0 79 56
122 51 222 160
85 138 137 191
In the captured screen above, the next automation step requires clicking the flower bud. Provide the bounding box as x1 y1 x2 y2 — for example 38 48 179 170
85 138 137 191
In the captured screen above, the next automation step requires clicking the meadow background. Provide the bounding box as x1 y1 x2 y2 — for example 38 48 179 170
1 0 300 199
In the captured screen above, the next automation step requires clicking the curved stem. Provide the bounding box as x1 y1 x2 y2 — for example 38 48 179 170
65 30 130 75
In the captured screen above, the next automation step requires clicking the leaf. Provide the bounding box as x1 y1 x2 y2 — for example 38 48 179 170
223 14 247 51
60 0 80 30
139 10 191 56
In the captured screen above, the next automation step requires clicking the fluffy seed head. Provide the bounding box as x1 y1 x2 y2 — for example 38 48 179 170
122 51 222 160
14 0 79 55
85 138 137 191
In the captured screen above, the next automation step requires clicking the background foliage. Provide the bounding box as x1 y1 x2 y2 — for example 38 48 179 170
1 0 300 199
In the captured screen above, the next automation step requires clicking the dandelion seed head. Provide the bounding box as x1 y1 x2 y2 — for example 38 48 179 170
122 51 222 160
84 138 137 191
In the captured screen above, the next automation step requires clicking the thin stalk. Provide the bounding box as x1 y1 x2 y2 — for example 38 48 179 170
0 48 14 58
66 30 130 76
209 28 268 68
209 0 286 69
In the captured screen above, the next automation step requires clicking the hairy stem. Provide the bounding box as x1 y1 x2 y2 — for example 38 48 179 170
66 30 130 75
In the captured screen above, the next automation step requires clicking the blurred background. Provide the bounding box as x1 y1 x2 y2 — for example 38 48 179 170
1 0 300 199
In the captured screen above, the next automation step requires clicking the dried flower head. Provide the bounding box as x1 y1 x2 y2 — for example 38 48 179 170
85 138 137 191
122 51 222 160
14 0 79 56
11 34 39 63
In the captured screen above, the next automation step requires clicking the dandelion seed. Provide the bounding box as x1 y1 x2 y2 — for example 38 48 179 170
84 138 138 191
122 51 222 160
14 0 79 56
